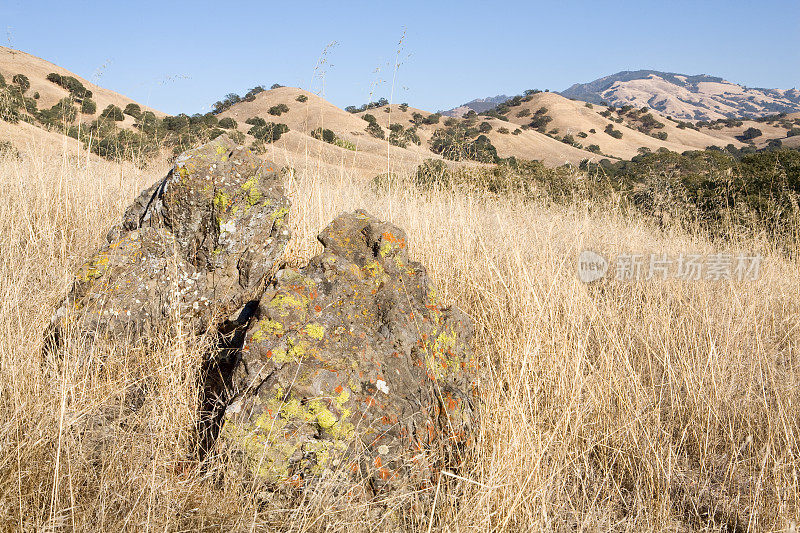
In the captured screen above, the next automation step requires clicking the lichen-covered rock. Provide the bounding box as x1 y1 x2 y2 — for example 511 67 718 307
219 210 479 497
48 135 290 344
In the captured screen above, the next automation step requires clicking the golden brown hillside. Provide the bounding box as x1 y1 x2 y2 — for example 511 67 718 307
0 46 162 128
2 48 800 176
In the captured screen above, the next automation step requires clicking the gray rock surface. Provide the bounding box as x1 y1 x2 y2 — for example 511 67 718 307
219 210 480 496
48 135 290 344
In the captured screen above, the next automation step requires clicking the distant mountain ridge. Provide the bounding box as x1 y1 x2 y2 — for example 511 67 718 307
560 70 800 120
441 94 510 117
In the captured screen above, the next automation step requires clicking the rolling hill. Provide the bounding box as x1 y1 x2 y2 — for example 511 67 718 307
0 46 163 128
2 48 799 174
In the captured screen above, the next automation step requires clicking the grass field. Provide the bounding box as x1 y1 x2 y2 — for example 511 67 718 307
0 139 798 531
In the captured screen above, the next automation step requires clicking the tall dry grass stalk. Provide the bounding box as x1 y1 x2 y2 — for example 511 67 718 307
0 139 798 531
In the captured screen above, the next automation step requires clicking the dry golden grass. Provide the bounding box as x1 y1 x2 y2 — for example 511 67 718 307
1 138 799 531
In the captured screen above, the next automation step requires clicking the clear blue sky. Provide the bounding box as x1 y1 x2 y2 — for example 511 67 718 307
2 0 798 115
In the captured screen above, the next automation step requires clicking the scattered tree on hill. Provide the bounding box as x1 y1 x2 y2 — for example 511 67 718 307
497 127 509 134
310 127 356 150
249 122 288 142
100 105 125 121
163 114 190 131
45 73 92 99
212 93 241 114
388 123 421 147
366 121 385 139
423 113 441 125
124 103 141 119
245 116 267 127
399 103 409 112
767 139 782 149
39 98 77 126
12 74 29 94
479 121 492 133
218 117 237 129
268 103 289 116
529 111 552 131
270 83 284 89
430 124 498 163
296 94 308 103
243 86 266 102
604 124 623 139
81 98 97 114
741 127 762 141
345 98 389 114
516 108 531 118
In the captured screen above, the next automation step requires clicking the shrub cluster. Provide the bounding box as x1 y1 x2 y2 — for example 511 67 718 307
388 123 421 148
249 122 289 142
100 105 125 121
604 124 623 139
430 123 499 163
310 127 356 150
268 103 289 116
362 114 385 139
345 98 389 113
46 73 92 99
218 117 237 129
529 107 553 131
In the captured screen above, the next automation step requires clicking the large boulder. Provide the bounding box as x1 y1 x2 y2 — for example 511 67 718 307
219 210 480 497
47 135 290 345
